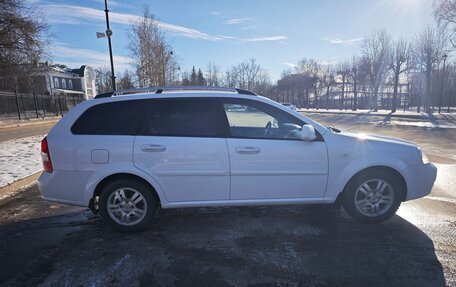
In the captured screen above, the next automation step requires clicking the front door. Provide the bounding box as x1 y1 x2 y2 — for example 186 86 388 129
220 98 328 200
134 98 230 202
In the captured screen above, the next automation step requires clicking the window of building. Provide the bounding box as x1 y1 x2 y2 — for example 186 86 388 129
62 79 66 89
54 77 59 88
69 80 73 89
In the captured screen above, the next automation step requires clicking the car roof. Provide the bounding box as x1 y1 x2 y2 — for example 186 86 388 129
94 86 256 99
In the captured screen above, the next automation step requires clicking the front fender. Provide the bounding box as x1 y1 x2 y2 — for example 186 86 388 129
323 132 413 201
325 158 409 201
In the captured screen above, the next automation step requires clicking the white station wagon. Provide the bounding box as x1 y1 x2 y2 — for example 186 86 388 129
38 87 437 231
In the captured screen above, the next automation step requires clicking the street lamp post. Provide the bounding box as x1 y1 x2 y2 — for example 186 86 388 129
162 51 173 86
101 0 116 91
438 53 448 114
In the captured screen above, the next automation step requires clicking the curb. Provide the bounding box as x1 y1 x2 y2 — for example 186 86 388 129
0 172 41 199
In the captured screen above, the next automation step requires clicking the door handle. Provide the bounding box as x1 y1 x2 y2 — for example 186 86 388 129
141 144 166 152
235 146 260 154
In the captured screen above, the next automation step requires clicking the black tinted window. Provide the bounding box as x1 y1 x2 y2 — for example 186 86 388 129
71 100 147 135
139 98 221 137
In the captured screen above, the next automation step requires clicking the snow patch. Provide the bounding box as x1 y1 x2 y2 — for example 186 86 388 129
0 135 45 188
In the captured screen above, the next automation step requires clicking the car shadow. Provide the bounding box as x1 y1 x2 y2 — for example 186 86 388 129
0 205 447 287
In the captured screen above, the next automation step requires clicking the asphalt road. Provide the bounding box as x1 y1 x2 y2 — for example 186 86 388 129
0 121 57 143
0 113 454 286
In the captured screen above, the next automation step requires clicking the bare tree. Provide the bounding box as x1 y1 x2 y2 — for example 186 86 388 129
280 69 293 79
117 70 135 90
295 58 323 107
390 39 412 112
349 57 361 110
95 66 114 93
321 68 335 110
224 58 261 90
0 0 49 92
434 0 456 47
181 71 191 86
253 70 273 96
361 30 392 111
205 62 221 86
240 58 261 90
337 61 351 110
128 5 179 87
222 59 272 96
414 27 447 112
223 67 238 88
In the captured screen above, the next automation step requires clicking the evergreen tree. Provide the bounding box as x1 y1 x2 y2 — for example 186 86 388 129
190 66 198 85
197 68 206 86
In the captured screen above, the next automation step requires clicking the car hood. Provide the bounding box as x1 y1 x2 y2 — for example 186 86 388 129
338 131 417 148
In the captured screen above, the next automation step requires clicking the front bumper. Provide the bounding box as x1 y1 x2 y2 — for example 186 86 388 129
404 163 437 201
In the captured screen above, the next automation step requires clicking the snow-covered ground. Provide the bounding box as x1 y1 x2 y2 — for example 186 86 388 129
0 135 44 188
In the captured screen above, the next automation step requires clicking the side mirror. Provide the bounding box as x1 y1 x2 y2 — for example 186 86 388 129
300 124 317 141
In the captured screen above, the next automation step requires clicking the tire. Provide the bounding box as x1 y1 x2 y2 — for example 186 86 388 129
99 178 157 232
342 171 403 223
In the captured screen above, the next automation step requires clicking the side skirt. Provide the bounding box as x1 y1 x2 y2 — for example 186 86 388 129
162 197 335 209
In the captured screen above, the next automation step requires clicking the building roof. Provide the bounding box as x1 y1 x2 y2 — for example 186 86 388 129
70 65 87 77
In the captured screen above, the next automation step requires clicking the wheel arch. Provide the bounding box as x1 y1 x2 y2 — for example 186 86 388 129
335 165 408 204
91 173 162 210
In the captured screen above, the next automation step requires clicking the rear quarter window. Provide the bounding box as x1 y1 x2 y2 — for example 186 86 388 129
71 100 148 135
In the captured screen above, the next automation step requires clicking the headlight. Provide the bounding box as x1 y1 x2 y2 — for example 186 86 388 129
418 148 429 164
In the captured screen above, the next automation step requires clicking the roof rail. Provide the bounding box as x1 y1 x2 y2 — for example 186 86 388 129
94 86 257 99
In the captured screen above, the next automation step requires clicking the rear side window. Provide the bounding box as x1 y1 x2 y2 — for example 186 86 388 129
71 100 148 135
138 98 222 137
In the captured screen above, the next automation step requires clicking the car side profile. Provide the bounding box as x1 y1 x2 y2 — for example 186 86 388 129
38 87 437 232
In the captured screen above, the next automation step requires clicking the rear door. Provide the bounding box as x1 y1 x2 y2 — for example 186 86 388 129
133 97 230 202
220 98 328 200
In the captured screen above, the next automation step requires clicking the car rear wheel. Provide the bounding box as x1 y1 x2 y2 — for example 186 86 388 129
99 179 157 232
342 171 403 223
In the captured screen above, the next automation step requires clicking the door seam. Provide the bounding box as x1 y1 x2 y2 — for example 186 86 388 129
224 138 232 200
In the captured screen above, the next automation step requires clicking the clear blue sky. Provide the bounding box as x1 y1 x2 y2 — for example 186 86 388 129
36 0 434 81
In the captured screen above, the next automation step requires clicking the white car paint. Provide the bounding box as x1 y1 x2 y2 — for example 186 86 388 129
226 138 328 200
280 103 297 111
133 136 230 202
38 91 437 212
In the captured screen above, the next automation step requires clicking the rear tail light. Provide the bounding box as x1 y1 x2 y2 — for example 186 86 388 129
41 137 53 173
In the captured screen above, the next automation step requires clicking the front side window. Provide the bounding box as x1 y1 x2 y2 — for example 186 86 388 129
62 79 66 89
139 98 221 137
69 80 73 89
54 78 59 88
222 98 304 140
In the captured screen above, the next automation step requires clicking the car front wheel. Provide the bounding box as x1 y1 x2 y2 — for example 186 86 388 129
99 179 157 232
342 171 403 223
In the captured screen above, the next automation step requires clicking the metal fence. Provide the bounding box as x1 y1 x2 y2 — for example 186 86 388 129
0 91 85 120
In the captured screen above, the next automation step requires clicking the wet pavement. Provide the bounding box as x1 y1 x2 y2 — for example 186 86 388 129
0 113 455 286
